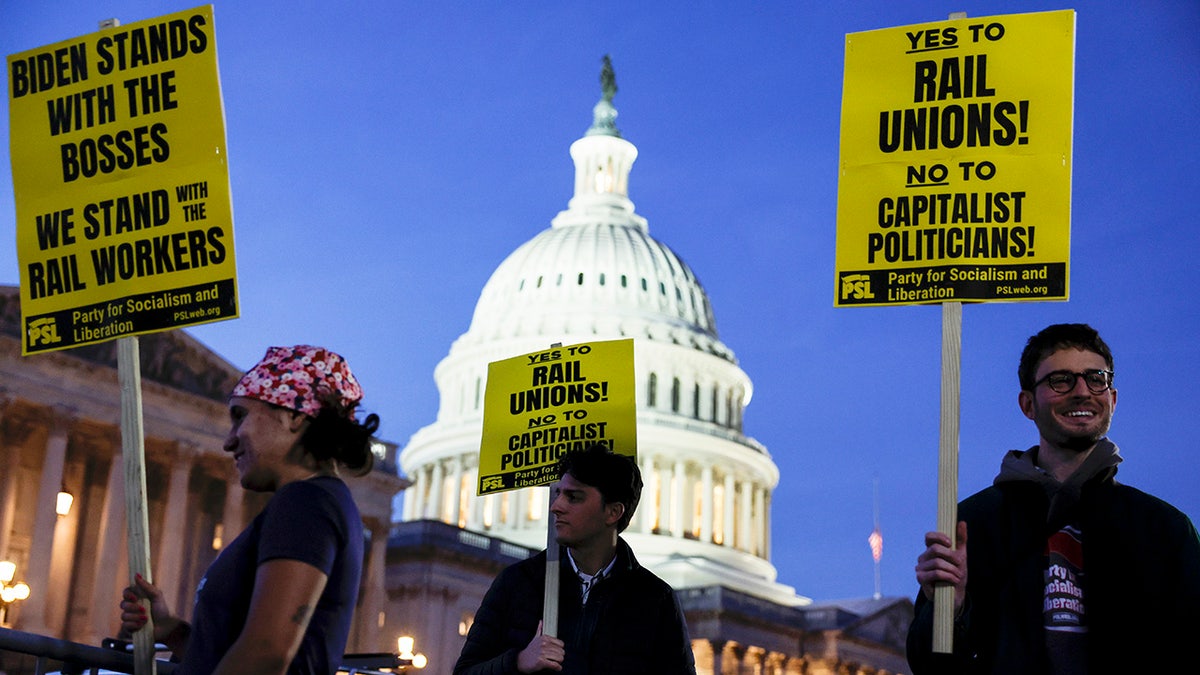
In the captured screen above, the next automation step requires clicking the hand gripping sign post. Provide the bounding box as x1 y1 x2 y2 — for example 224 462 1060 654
834 10 1075 653
8 7 237 672
478 338 637 638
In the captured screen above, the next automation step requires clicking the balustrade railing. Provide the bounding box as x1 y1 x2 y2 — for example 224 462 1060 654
0 627 177 675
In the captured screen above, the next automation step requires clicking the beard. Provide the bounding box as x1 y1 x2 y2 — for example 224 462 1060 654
1045 409 1112 452
1059 430 1106 451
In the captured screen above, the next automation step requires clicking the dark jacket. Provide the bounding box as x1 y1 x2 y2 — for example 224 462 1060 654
454 538 696 675
907 440 1200 674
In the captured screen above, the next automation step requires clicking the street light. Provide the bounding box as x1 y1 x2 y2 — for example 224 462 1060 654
397 635 427 669
0 560 31 626
56 484 74 517
336 642 427 675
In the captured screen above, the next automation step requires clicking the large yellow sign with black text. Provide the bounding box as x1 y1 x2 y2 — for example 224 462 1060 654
9 5 237 353
478 339 637 496
834 10 1074 307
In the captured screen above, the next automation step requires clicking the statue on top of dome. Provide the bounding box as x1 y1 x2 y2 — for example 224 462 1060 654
600 54 617 103
587 55 621 137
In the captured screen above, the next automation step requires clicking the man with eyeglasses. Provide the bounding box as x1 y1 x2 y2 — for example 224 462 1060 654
907 323 1200 675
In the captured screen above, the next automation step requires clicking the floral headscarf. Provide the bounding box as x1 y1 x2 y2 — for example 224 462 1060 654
230 345 363 418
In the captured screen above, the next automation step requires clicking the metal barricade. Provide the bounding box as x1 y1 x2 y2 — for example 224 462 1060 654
0 628 177 675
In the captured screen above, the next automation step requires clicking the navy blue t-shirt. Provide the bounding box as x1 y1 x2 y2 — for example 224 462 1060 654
181 476 363 675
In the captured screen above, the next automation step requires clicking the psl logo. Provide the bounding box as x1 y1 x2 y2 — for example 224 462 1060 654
481 476 505 492
27 317 62 346
840 274 874 301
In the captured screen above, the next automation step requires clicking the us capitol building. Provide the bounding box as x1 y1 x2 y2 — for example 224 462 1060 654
392 63 911 674
0 63 910 674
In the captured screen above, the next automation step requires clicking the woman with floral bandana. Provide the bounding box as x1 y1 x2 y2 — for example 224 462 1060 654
119 345 379 675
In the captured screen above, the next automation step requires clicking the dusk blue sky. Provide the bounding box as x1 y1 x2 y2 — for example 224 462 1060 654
5 1 1197 604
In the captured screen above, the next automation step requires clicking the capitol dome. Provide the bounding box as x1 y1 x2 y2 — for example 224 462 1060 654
464 215 730 361
399 61 807 604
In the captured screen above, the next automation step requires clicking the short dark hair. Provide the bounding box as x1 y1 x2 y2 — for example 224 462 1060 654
556 444 642 532
1018 323 1114 391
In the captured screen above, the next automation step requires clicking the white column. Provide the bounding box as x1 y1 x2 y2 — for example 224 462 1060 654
638 455 654 534
449 455 464 528
221 472 245 544
85 450 126 645
671 460 685 538
484 493 498 530
470 466 485 530
0 397 22 561
354 523 388 652
652 461 672 530
722 473 735 549
499 492 511 526
0 444 20 561
20 412 70 634
428 461 444 522
700 465 714 544
518 490 532 530
739 479 753 553
401 467 419 522
761 489 771 560
753 484 766 557
46 459 82 636
155 447 194 611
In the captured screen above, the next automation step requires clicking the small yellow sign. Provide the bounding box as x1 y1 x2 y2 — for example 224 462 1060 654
834 10 1075 307
9 5 238 353
478 339 637 496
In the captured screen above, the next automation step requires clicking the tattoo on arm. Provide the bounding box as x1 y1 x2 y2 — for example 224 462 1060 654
290 604 314 626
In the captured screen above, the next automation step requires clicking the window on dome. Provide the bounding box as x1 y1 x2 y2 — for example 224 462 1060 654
693 383 701 419
593 158 615 193
648 373 657 407
599 273 606 286
537 276 543 288
620 274 628 288
556 273 563 286
578 273 584 285
641 278 648 291
671 378 681 413
659 282 666 296
711 386 720 423
519 279 525 291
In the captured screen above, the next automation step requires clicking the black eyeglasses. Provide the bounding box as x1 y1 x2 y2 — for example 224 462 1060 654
1033 369 1114 394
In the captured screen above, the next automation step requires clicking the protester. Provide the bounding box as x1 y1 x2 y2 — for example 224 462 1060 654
907 323 1200 674
454 443 696 674
119 345 378 675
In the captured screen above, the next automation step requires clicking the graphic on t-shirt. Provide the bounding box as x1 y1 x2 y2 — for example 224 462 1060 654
1044 524 1086 633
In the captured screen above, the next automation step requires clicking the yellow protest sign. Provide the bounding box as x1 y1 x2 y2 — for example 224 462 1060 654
478 339 637 496
9 5 238 353
834 10 1074 307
